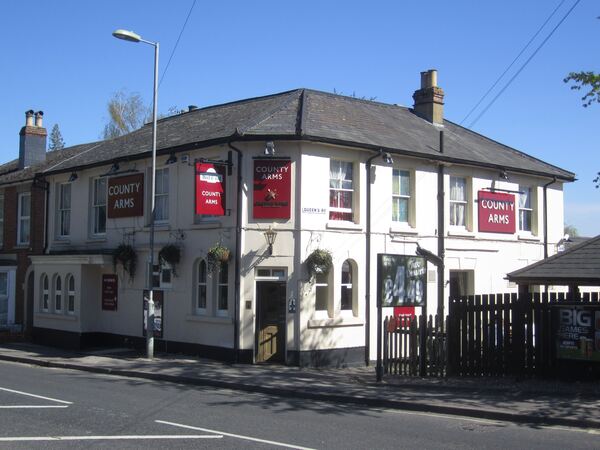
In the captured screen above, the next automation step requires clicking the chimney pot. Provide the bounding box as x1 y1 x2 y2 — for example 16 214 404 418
35 111 44 127
188 105 198 112
25 110 34 127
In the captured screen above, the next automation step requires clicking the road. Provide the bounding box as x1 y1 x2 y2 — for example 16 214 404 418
0 360 597 449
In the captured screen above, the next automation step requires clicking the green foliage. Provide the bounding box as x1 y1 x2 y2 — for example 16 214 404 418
207 244 230 274
305 249 333 278
102 90 151 139
564 224 579 238
563 71 600 107
158 244 181 276
48 124 65 151
112 244 137 280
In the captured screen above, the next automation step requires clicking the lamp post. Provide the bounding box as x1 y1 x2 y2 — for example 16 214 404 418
113 29 159 359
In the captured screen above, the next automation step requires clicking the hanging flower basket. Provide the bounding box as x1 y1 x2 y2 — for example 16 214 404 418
112 244 137 280
305 248 333 278
207 243 231 273
159 244 181 277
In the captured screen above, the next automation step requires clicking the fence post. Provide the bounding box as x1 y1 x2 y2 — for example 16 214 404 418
419 314 427 377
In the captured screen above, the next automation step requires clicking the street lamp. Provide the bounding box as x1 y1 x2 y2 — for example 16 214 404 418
113 28 159 359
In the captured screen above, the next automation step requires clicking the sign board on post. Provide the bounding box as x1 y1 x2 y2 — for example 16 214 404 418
554 304 600 362
377 254 426 307
253 159 291 219
143 290 164 339
195 162 226 216
477 190 515 233
101 274 118 311
107 173 144 218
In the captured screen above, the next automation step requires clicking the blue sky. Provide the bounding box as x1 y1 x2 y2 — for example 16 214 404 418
0 1 598 235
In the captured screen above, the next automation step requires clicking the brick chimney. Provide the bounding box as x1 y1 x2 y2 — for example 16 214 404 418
412 69 445 125
19 110 47 169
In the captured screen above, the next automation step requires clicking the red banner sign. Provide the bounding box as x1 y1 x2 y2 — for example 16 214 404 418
107 173 144 218
478 190 515 233
195 162 226 215
253 159 291 219
102 274 118 311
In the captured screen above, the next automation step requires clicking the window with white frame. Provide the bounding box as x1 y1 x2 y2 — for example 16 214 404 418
315 271 330 314
66 274 75 314
92 178 107 235
341 260 353 311
154 168 169 222
0 194 4 247
196 259 207 313
58 183 71 237
54 275 62 312
41 274 49 312
392 169 411 223
151 262 173 289
449 176 467 227
17 192 31 245
217 262 228 315
519 186 533 232
329 160 354 221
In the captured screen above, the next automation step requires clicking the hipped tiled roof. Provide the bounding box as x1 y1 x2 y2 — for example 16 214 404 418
0 89 575 183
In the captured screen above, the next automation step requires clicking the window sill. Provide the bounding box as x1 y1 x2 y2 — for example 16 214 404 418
447 228 475 238
185 314 233 325
35 312 78 321
86 237 107 244
518 234 540 242
53 238 71 245
326 221 363 232
190 221 223 230
307 317 363 329
389 224 418 235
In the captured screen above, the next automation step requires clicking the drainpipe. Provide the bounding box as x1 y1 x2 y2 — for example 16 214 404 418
228 142 243 363
542 177 557 259
437 131 445 321
365 150 382 368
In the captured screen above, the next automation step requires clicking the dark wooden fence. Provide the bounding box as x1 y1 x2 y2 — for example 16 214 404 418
383 291 600 378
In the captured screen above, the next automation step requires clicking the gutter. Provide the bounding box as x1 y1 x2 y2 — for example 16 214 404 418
227 142 244 363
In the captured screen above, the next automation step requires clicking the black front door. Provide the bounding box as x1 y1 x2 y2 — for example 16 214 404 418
255 281 286 363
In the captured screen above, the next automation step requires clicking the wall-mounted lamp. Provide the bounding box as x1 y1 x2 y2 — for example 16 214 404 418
165 153 178 165
108 162 120 174
264 141 275 156
382 152 394 165
68 172 78 182
499 170 509 180
263 226 277 255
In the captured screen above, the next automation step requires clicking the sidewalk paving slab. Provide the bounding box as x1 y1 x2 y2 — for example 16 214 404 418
0 343 598 430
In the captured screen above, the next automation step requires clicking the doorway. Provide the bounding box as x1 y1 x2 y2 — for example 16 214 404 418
449 270 474 299
255 280 286 363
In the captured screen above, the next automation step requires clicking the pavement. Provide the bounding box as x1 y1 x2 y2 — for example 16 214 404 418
0 342 598 430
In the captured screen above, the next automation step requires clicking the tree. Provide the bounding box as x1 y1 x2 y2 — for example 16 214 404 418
48 124 65 151
563 71 600 107
564 224 579 238
102 90 151 139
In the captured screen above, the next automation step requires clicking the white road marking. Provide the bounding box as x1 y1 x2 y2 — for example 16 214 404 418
0 405 69 409
0 387 72 405
156 420 317 450
0 435 222 442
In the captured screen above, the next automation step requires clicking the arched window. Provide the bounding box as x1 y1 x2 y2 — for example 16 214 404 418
341 260 353 311
196 260 207 313
66 274 75 314
54 275 62 312
41 274 49 312
217 262 228 315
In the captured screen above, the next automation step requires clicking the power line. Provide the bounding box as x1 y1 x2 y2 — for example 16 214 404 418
460 0 567 125
468 0 580 128
159 0 197 88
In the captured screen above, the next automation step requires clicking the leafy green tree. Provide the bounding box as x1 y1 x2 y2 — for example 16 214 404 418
102 90 151 139
48 124 65 151
564 224 579 238
563 71 600 107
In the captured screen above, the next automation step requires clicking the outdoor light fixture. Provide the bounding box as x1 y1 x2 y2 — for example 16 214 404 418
113 27 159 360
382 152 394 165
263 226 277 255
264 141 275 156
68 172 78 182
499 170 509 180
108 162 120 174
165 153 178 165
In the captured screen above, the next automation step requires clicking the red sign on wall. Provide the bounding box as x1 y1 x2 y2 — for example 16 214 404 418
195 162 226 215
102 274 118 311
253 159 291 219
478 190 516 234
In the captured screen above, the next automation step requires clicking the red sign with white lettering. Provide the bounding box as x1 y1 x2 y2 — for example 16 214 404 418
195 162 226 215
478 190 515 233
253 159 291 219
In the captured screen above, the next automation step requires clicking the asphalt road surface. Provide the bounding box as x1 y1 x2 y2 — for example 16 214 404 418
0 360 597 449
